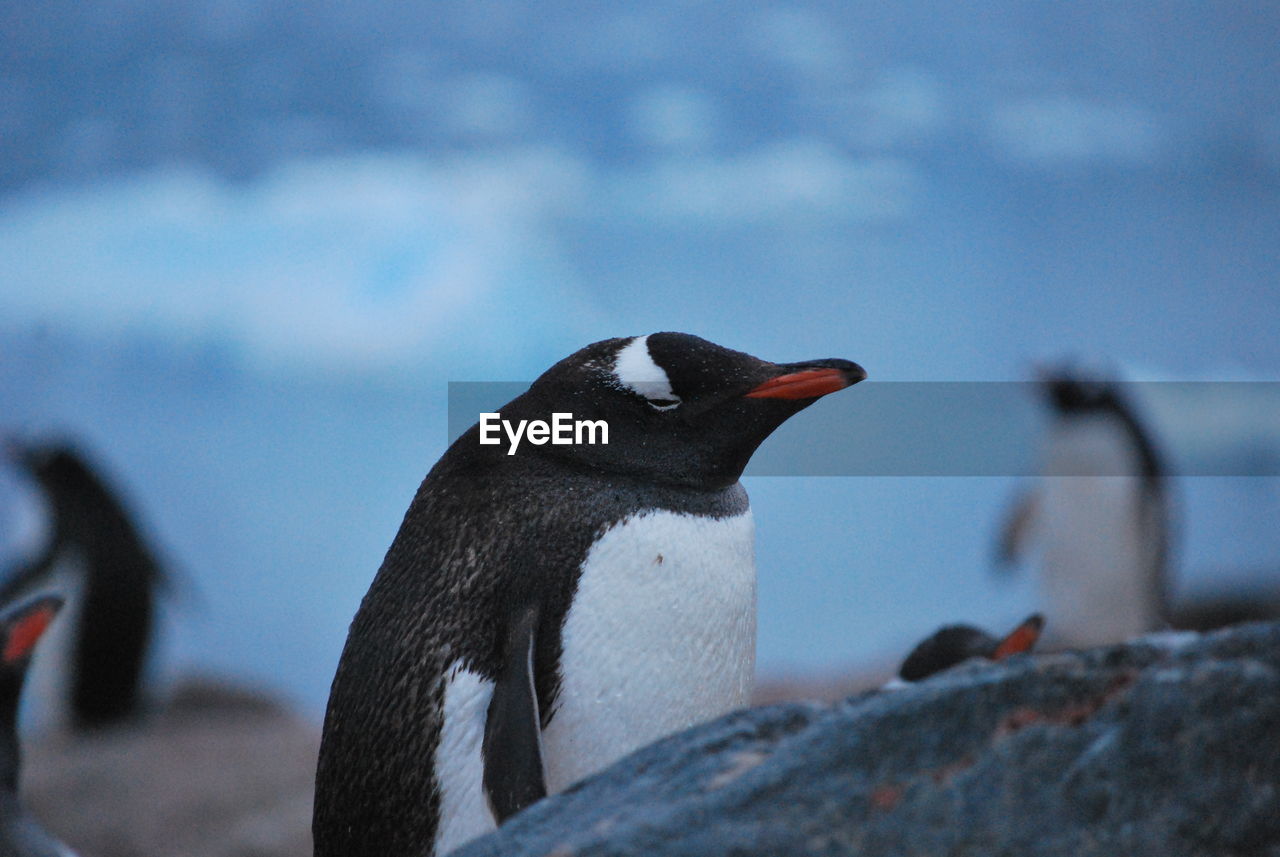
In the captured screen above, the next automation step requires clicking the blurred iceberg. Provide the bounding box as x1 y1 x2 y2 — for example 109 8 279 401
0 151 605 379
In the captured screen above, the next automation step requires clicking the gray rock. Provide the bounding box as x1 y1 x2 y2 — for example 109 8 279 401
456 621 1280 857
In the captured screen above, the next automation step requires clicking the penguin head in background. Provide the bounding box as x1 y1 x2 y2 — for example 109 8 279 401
897 614 1044 682
487 332 867 489
1035 366 1124 417
1031 364 1164 484
4 442 94 495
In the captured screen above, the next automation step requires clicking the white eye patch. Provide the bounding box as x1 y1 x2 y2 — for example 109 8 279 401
612 335 682 410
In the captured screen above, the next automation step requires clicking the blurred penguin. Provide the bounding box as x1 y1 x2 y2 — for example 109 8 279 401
0 441 165 731
997 372 1170 647
895 614 1044 683
0 594 76 856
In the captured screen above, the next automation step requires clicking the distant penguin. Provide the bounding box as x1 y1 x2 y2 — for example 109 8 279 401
0 442 165 730
896 614 1044 683
0 594 76 856
313 333 866 857
996 372 1170 647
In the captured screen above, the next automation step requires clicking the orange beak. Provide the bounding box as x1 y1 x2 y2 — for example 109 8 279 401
991 614 1045 661
745 366 866 400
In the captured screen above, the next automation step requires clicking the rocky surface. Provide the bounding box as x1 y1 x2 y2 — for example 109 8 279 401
751 664 888 706
15 623 1280 857
23 679 316 857
458 621 1280 857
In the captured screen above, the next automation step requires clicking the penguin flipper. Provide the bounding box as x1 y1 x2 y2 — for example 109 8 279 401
994 487 1041 571
482 603 547 823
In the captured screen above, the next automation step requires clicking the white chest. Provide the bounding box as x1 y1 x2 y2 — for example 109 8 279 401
17 552 85 733
542 508 757 792
1044 416 1138 480
1038 419 1161 644
429 507 757 855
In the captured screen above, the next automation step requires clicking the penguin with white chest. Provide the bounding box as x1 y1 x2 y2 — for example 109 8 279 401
0 594 77 856
0 442 165 731
313 333 865 857
997 373 1170 648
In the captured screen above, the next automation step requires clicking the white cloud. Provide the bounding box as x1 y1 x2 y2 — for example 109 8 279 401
628 84 720 152
989 95 1166 166
368 48 439 116
851 68 948 148
370 62 536 142
435 73 536 140
0 141 920 377
620 141 920 223
814 67 949 151
0 150 602 377
572 12 672 71
743 7 848 75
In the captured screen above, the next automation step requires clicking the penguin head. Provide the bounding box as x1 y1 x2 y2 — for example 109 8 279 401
1037 368 1122 417
498 333 866 489
6 441 95 495
897 625 997 682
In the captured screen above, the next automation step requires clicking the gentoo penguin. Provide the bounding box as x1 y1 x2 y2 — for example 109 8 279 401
0 442 164 730
896 614 1044 683
313 333 865 857
0 594 76 856
996 372 1170 648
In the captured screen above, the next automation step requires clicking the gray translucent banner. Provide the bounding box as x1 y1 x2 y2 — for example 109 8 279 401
447 382 1280 477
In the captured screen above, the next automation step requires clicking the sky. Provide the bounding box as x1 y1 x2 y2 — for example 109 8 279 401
1 1 1278 717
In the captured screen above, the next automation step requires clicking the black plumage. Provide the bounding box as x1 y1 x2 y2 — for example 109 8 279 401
313 333 865 857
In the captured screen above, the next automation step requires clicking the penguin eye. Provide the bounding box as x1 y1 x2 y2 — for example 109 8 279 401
646 397 681 411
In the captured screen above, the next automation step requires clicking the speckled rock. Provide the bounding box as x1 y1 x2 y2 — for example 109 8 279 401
456 621 1280 857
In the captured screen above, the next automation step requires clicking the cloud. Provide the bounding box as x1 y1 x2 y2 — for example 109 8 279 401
0 150 602 378
743 7 848 76
853 68 948 148
434 73 538 140
627 84 720 152
619 141 921 223
988 95 1166 166
816 67 949 151
0 140 920 377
